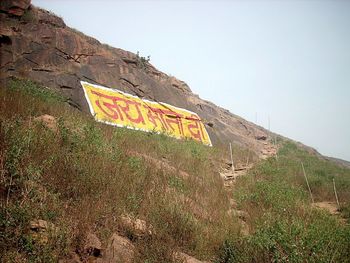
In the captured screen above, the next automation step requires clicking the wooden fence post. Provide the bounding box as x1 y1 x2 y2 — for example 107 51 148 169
333 178 340 210
301 162 314 203
245 150 250 167
229 143 235 173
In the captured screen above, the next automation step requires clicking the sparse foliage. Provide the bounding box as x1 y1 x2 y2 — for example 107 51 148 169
136 51 151 69
1 79 349 262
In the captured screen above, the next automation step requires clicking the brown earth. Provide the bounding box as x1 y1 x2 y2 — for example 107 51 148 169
0 0 280 157
313 202 340 215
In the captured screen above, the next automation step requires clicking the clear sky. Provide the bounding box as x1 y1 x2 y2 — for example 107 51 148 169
32 0 350 161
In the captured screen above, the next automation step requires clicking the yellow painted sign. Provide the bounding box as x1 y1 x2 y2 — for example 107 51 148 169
81 81 212 146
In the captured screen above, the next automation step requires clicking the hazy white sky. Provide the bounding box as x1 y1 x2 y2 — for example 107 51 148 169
32 0 350 161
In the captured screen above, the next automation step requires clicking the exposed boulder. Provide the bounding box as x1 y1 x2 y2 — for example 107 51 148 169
174 252 211 263
120 214 153 238
30 219 56 232
255 133 267 141
33 114 58 133
29 219 58 244
83 233 102 257
97 234 135 263
58 253 82 263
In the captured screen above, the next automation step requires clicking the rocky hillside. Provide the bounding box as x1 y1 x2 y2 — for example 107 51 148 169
1 79 349 262
1 3 350 262
0 0 276 157
325 157 350 169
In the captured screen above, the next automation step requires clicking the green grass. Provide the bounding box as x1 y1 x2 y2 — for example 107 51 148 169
0 78 237 262
218 142 350 263
1 78 349 262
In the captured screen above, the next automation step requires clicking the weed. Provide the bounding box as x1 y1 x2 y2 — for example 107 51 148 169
128 156 142 171
227 141 350 262
216 239 238 263
8 78 65 104
168 176 187 193
136 51 151 69
1 79 349 262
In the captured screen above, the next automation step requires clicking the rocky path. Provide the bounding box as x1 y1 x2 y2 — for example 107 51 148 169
220 141 278 235
260 141 278 159
220 142 348 233
312 201 347 224
313 201 340 215
220 141 278 184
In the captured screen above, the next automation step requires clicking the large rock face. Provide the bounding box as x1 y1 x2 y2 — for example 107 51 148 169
0 1 274 156
0 0 31 16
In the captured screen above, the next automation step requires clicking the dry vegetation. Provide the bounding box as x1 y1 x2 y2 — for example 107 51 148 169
0 79 241 262
0 78 349 262
225 141 350 262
